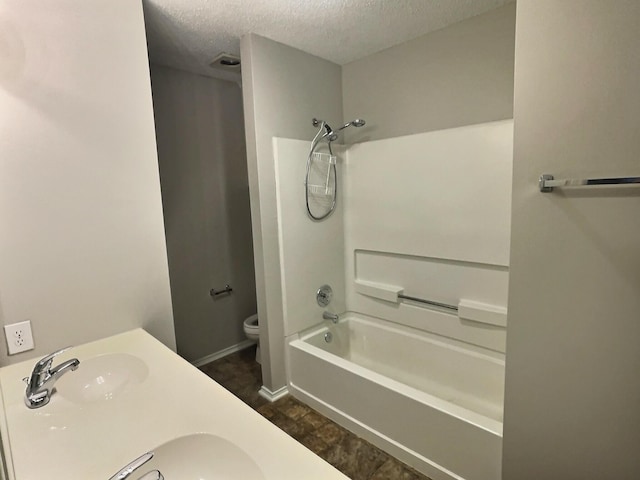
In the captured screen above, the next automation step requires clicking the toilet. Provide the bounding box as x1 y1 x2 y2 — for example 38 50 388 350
243 314 261 364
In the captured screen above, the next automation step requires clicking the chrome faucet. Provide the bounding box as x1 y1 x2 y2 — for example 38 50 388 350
109 452 163 480
323 311 339 323
24 347 80 409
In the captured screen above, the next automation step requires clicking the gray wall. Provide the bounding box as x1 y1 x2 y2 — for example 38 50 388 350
503 1 640 477
241 34 343 392
342 3 515 141
150 65 256 363
0 0 175 365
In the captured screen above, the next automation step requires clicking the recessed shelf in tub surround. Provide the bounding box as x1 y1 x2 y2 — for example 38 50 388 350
353 279 508 327
0 329 349 480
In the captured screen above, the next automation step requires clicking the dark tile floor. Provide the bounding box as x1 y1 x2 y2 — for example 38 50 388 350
198 345 431 480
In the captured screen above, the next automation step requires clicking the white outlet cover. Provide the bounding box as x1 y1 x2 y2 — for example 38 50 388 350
4 320 35 355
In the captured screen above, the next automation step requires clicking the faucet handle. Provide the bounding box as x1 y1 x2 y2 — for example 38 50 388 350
34 346 73 371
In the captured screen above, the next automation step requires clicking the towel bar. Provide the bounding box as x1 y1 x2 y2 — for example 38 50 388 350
210 284 232 297
539 174 640 192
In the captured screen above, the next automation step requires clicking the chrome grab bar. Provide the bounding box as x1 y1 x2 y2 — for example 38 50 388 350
539 174 640 192
397 294 458 312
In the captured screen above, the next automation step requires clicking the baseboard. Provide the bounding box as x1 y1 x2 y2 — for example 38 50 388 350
191 340 255 367
258 385 289 402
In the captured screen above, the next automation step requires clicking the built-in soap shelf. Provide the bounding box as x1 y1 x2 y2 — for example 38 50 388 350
353 279 404 302
353 279 507 328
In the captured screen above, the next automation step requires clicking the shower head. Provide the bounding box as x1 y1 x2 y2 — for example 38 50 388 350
337 119 366 131
312 117 365 143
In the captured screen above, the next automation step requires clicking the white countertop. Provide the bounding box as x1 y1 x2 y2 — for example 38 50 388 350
0 329 348 479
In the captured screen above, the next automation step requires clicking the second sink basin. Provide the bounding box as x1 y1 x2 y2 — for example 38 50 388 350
113 434 265 480
55 353 148 404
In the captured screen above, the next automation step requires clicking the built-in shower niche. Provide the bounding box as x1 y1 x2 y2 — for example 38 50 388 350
350 249 508 352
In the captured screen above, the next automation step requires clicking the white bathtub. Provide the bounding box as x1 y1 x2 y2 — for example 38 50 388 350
287 314 504 480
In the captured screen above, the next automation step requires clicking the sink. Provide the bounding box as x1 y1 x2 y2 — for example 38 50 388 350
120 434 265 480
55 353 148 403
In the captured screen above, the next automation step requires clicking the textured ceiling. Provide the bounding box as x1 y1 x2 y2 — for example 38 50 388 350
143 0 513 81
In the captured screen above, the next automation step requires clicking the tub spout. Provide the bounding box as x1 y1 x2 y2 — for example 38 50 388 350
323 311 339 323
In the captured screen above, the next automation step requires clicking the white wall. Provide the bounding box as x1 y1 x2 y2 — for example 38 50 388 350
503 1 640 477
241 34 343 392
342 3 516 142
273 138 346 336
0 0 175 365
150 65 256 363
344 121 513 352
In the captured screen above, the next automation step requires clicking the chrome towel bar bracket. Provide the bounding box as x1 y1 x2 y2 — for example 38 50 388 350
539 173 640 192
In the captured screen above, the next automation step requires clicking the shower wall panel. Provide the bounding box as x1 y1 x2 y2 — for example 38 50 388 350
343 120 513 351
272 138 346 336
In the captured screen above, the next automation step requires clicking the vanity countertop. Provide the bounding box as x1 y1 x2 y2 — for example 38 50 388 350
0 329 349 479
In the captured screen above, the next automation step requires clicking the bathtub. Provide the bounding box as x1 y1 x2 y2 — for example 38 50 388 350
287 314 504 480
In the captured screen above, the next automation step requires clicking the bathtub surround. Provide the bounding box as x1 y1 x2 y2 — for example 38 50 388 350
0 0 175 365
273 139 346 336
271 120 512 351
150 65 257 363
344 121 512 354
271 119 512 479
503 1 640 478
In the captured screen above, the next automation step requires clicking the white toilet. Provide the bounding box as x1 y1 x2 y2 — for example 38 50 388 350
243 314 260 364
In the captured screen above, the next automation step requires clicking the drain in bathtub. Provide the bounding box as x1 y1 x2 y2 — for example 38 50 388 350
324 332 333 343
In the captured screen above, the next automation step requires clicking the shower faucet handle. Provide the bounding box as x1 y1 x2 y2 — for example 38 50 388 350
316 285 333 307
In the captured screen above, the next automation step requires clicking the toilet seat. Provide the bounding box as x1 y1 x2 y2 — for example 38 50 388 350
243 314 259 341
244 314 259 333
242 314 261 364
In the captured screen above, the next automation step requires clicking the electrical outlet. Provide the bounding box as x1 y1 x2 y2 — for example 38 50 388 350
4 320 35 355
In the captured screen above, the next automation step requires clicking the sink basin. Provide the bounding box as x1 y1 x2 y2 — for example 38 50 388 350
120 434 265 480
55 353 148 403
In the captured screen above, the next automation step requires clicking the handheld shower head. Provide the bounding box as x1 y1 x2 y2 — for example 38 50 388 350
312 118 339 142
323 123 339 142
337 119 367 131
312 117 366 144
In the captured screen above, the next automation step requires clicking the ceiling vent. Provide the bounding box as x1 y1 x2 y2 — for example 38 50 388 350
209 53 241 73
